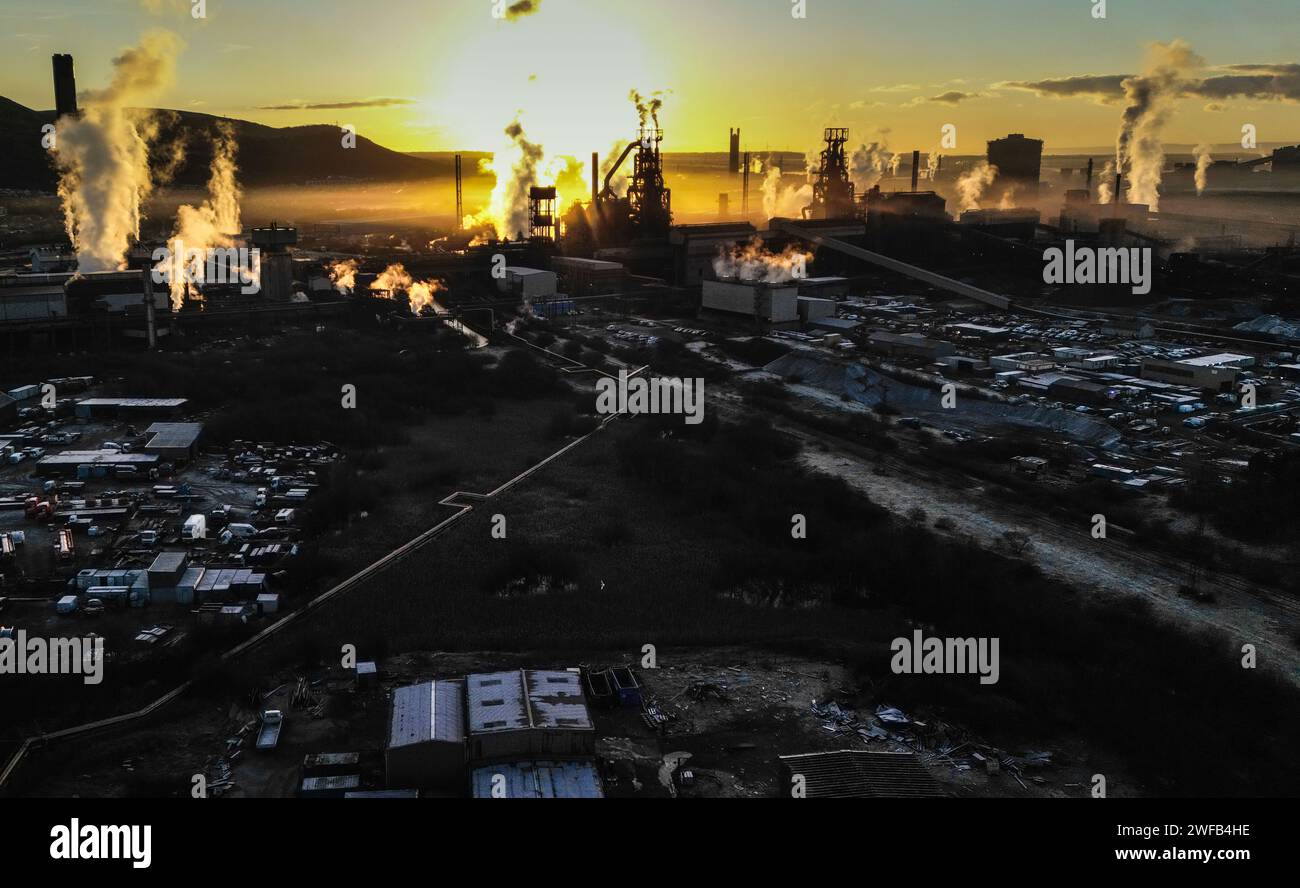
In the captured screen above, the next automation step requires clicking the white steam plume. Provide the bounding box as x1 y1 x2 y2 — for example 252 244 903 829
157 121 243 310
1193 143 1213 195
761 165 813 219
956 161 999 212
52 30 183 272
1116 40 1204 210
713 236 813 284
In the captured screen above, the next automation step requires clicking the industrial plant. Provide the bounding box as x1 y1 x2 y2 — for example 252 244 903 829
0 2 1296 862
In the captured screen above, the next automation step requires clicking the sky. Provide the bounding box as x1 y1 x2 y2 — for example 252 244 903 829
2 0 1299 157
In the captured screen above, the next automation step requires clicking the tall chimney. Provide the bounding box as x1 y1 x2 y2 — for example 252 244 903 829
1115 172 1124 205
52 54 77 119
454 154 463 230
911 150 920 191
741 151 750 219
142 267 157 349
1085 157 1094 193
591 151 599 203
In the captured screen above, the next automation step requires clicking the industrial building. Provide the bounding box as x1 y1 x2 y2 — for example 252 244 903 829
866 331 955 362
466 669 595 762
702 280 799 324
470 760 603 799
552 256 624 296
74 398 189 420
986 133 1043 202
35 451 160 478
497 267 558 301
142 422 203 464
1140 355 1246 391
386 680 467 791
777 751 944 798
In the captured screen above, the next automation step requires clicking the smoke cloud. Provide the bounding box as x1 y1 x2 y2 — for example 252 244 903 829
629 89 663 129
712 236 812 284
1115 40 1204 210
463 118 551 241
329 259 359 295
158 121 244 310
53 30 183 273
956 161 999 212
760 165 813 219
369 263 446 314
504 0 542 21
850 141 895 192
1193 143 1213 195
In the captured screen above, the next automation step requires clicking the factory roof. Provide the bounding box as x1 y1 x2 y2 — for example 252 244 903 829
389 681 465 748
148 551 188 574
810 317 862 331
470 760 604 799
466 669 592 735
144 422 203 450
504 267 552 276
1179 353 1253 367
37 451 159 466
778 750 944 798
76 398 189 409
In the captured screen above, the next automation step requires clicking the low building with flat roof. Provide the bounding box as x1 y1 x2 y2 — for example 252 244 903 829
467 669 595 762
386 680 466 791
74 398 189 420
143 422 203 463
470 759 603 799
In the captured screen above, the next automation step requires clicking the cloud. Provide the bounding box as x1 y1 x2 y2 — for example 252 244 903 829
504 0 542 20
1000 74 1130 103
926 90 983 105
257 97 416 110
1002 61 1300 107
1195 63 1300 102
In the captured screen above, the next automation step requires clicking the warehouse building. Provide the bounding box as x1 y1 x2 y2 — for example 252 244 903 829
497 267 557 301
552 257 624 296
35 451 159 478
777 750 944 798
467 669 595 762
386 680 467 791
1141 357 1241 392
74 398 189 420
866 331 955 362
470 760 603 799
702 280 799 324
796 296 835 323
143 422 203 464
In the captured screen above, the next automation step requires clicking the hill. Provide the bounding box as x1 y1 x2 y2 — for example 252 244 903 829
0 98 444 191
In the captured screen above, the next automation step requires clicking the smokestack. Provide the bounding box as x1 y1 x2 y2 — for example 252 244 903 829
1086 158 1094 193
52 54 77 119
741 151 750 219
592 151 599 203
1115 172 1124 204
729 128 741 174
142 267 157 349
911 150 920 191
454 154 463 231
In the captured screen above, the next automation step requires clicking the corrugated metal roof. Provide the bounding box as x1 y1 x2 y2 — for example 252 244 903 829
777 751 944 798
148 552 187 573
144 422 203 449
470 760 604 799
467 669 592 735
389 681 465 748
